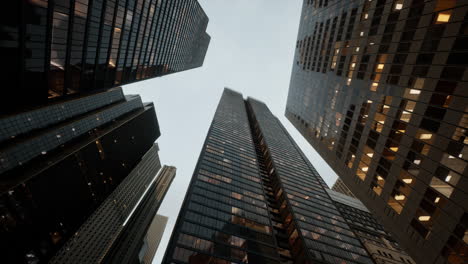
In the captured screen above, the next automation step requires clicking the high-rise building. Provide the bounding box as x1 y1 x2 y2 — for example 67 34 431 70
100 166 176 264
1 0 210 112
0 87 169 263
139 214 170 264
332 178 357 198
163 88 374 264
285 1 467 263
327 188 415 264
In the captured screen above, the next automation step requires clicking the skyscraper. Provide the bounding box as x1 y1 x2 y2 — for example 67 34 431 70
139 214 170 264
327 188 415 264
0 88 172 263
1 0 210 112
285 1 467 263
163 88 373 264
332 178 357 198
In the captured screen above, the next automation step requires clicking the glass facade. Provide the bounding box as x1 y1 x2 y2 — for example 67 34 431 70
163 88 373 264
327 188 415 264
285 1 468 263
0 0 210 113
0 91 161 263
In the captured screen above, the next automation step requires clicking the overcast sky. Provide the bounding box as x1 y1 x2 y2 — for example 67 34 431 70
123 1 339 263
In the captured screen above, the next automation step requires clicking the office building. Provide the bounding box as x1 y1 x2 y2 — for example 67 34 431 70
163 88 373 264
285 1 467 263
332 178 357 198
0 87 167 263
1 0 210 112
139 214 170 264
327 187 415 264
97 166 175 264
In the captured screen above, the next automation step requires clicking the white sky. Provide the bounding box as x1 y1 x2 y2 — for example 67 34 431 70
123 1 338 263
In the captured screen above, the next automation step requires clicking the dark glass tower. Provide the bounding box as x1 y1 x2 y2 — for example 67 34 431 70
0 87 173 263
285 1 467 263
163 88 373 264
327 188 414 264
1 0 210 112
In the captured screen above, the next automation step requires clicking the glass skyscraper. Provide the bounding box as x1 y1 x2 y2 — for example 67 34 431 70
1 1 207 262
163 88 373 264
0 88 174 263
1 0 210 112
285 1 467 263
327 187 414 264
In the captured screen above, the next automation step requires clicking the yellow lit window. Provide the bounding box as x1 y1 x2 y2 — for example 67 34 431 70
436 12 451 23
373 185 383 195
371 82 379 91
403 178 413 184
395 3 403 10
377 64 385 70
419 133 432 140
409 89 421 95
395 194 405 200
418 215 431 221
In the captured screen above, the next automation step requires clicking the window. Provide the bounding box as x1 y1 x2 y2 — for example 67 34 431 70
436 12 451 24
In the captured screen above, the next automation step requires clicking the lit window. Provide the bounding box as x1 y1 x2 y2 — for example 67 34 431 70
436 12 451 23
371 82 379 91
355 47 360 52
430 177 454 198
362 167 369 172
377 64 385 70
367 153 374 157
434 197 440 203
395 3 403 10
351 63 356 68
360 31 364 36
403 178 413 184
409 89 421 95
347 78 352 85
418 216 431 221
395 194 405 200
390 147 399 152
364 13 369 19
419 133 432 140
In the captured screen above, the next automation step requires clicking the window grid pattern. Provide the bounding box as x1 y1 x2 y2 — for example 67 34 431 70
286 1 468 263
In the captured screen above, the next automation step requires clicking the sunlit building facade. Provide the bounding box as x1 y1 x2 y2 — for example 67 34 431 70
1 0 210 112
0 88 168 263
286 1 467 263
163 88 373 264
